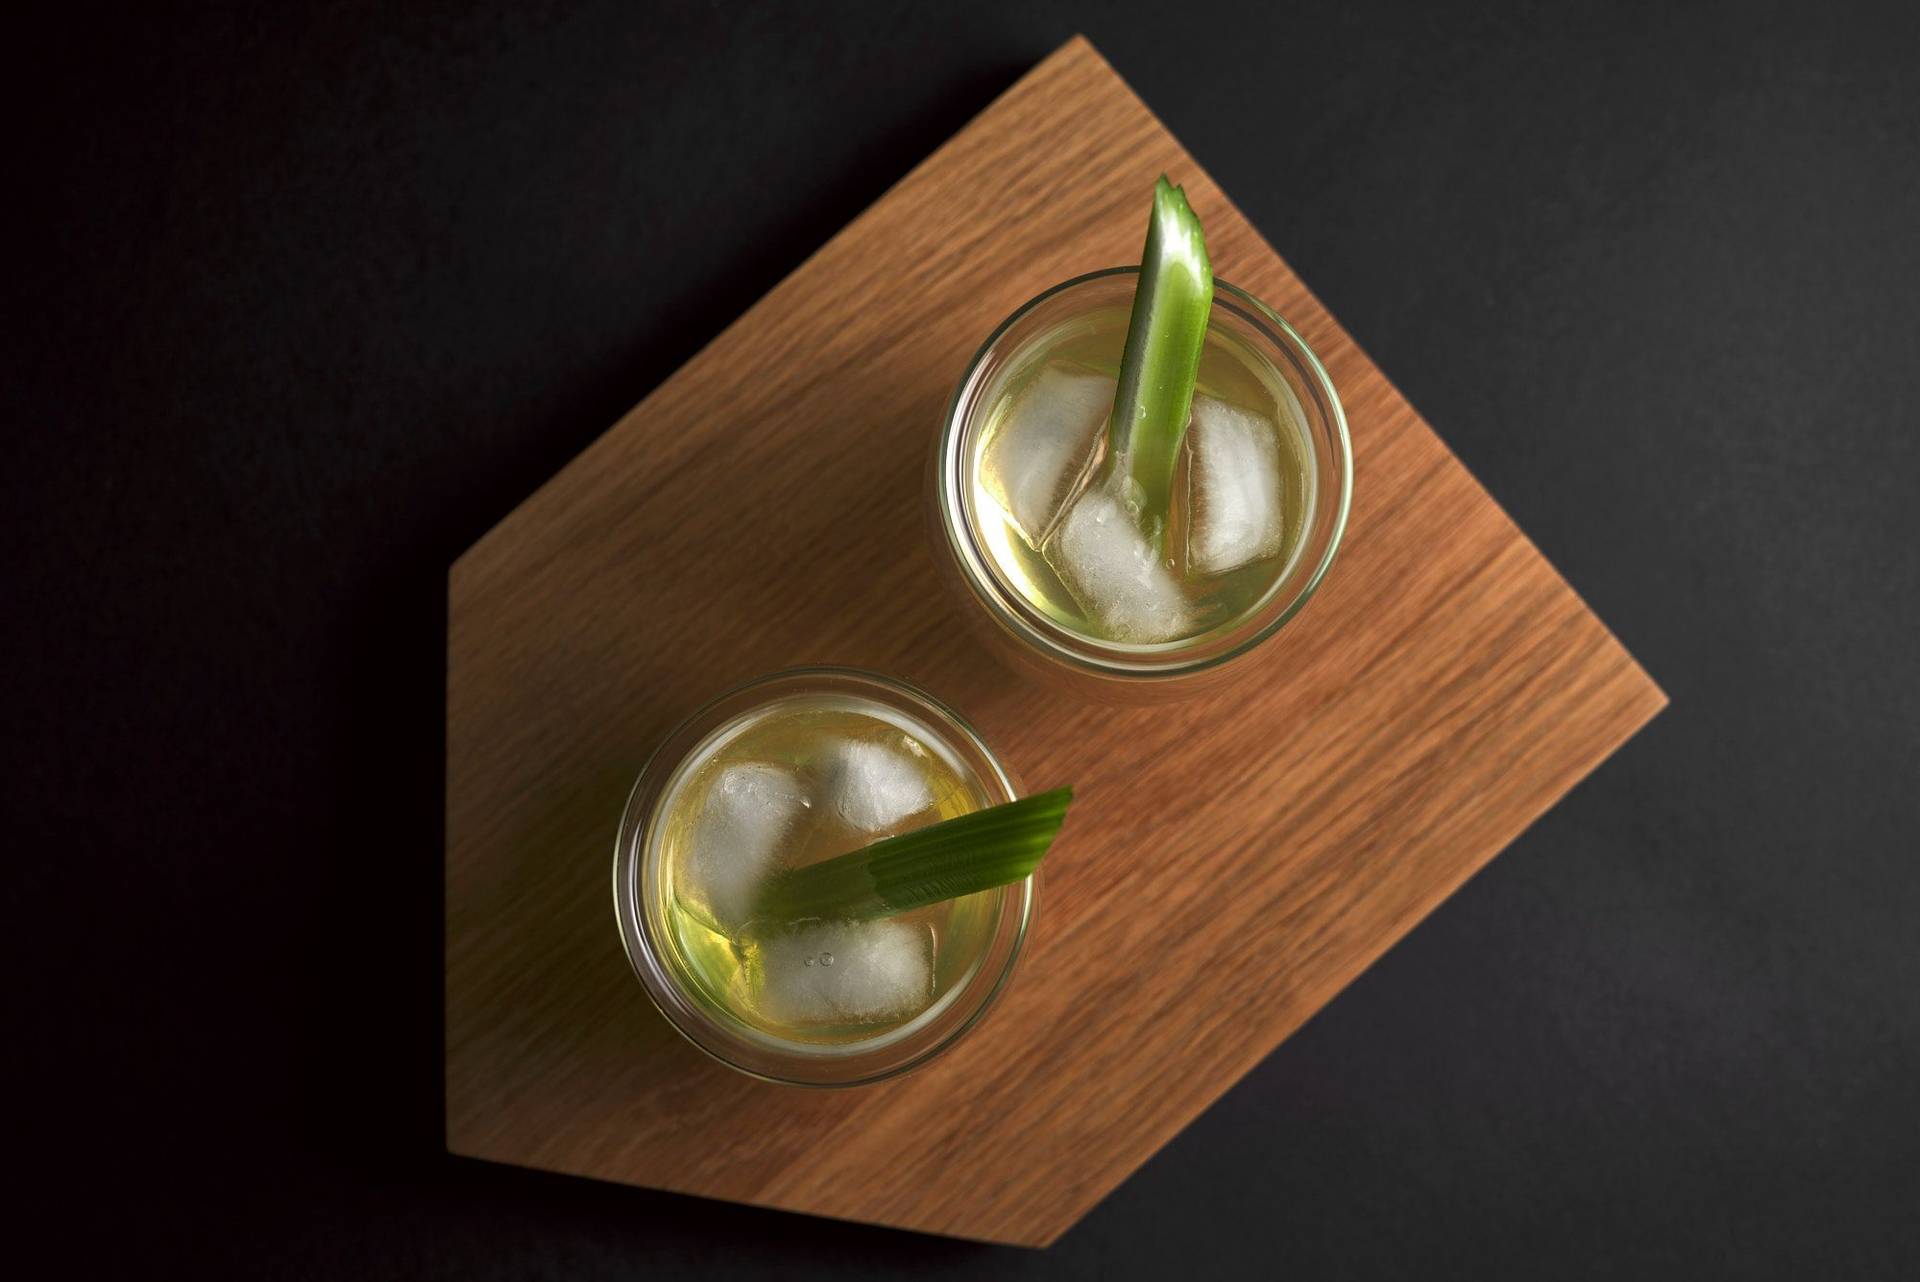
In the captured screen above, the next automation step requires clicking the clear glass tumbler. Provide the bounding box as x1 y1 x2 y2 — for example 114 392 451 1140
613 667 1034 1086
932 268 1352 694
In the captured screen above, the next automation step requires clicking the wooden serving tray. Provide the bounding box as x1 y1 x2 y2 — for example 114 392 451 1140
445 36 1665 1247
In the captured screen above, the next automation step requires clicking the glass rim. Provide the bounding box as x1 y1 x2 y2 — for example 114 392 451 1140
935 266 1354 679
611 665 1034 1088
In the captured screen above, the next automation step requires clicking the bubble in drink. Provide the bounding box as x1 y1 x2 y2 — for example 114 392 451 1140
819 736 934 833
1042 480 1191 643
1184 395 1287 577
753 919 934 1026
682 762 810 931
977 363 1114 547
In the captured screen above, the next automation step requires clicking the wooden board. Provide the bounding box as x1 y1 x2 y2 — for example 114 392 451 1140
444 35 1665 1248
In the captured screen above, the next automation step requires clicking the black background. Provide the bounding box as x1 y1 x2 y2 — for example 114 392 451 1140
7 1 1918 1277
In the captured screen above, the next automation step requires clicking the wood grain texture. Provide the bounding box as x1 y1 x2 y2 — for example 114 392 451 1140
444 36 1665 1247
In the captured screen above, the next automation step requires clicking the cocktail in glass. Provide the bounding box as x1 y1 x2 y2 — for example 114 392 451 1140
613 668 1033 1086
934 268 1352 689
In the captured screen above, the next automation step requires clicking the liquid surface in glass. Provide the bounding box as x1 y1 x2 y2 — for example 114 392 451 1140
655 694 998 1047
969 303 1316 645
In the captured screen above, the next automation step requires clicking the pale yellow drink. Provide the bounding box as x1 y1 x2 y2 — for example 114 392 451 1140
656 694 999 1046
971 303 1316 645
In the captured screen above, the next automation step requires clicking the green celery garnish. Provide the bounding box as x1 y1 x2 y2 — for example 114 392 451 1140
753 787 1072 923
1107 176 1213 541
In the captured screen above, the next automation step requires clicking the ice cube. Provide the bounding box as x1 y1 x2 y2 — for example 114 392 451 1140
818 737 933 833
1185 395 1286 577
684 763 809 930
1043 481 1192 643
754 919 935 1026
979 363 1114 546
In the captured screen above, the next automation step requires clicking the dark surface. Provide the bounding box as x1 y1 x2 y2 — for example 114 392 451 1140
6 0 1917 1277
